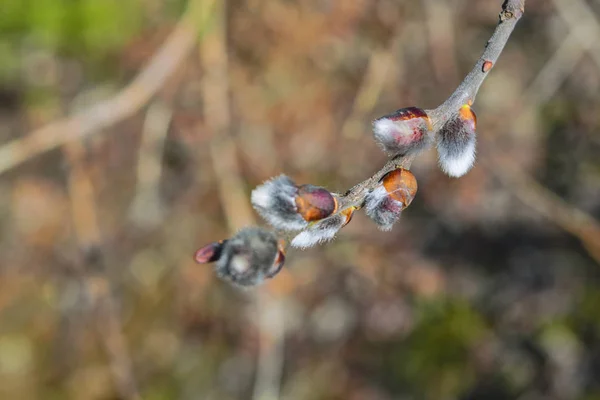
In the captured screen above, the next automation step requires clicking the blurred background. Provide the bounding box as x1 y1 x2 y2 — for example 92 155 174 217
1 0 600 399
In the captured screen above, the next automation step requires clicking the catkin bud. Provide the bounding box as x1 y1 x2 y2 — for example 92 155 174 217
437 104 477 177
291 207 355 249
194 227 284 287
251 176 337 231
365 168 417 231
295 185 338 222
372 107 433 156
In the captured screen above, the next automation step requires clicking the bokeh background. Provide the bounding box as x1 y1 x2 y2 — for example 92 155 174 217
1 0 600 399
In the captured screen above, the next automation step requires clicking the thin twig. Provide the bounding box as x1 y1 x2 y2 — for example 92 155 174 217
337 0 525 210
200 0 254 230
491 159 600 263
553 0 600 71
340 44 398 140
424 0 459 89
128 100 173 229
432 0 525 123
522 29 591 107
63 143 141 400
0 0 207 176
481 1 600 264
251 294 285 400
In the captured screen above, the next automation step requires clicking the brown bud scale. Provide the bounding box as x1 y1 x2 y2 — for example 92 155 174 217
295 185 337 222
382 168 418 208
194 240 226 264
388 107 433 130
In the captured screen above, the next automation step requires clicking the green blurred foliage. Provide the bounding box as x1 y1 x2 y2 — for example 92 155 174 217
0 0 188 84
402 299 487 398
1 0 141 56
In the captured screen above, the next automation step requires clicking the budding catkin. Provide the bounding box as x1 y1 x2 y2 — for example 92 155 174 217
364 168 417 231
437 105 477 178
251 175 308 231
251 176 338 231
291 207 355 249
218 227 281 286
365 186 404 231
372 107 433 156
195 227 283 287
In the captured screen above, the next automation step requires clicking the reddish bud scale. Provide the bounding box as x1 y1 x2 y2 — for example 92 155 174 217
482 60 493 72
388 107 433 129
295 185 337 222
194 240 226 264
386 107 432 146
268 241 286 278
382 168 418 208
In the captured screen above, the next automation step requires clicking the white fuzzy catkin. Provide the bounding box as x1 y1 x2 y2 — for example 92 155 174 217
437 110 477 178
372 108 432 156
251 175 308 231
364 186 403 231
215 227 280 287
291 213 345 249
437 137 476 177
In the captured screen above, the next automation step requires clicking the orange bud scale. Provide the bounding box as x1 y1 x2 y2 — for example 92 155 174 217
382 168 418 208
458 104 477 129
340 207 356 227
482 60 493 72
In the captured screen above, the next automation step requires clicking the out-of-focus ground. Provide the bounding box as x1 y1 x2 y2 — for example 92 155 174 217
1 0 600 399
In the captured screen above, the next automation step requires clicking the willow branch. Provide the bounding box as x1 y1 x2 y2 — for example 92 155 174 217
339 0 525 211
195 0 526 287
432 0 525 123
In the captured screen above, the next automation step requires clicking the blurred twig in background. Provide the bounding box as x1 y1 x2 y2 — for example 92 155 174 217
485 0 600 265
553 0 600 69
423 0 459 89
63 142 140 399
201 0 254 231
128 100 173 229
340 38 400 140
199 2 285 399
491 160 600 263
0 0 206 176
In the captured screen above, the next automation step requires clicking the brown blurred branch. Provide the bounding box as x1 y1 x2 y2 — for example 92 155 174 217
198 2 286 399
482 0 600 264
0 0 208 176
491 158 600 263
552 0 600 71
424 0 459 89
128 100 173 229
340 43 398 140
63 143 141 400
